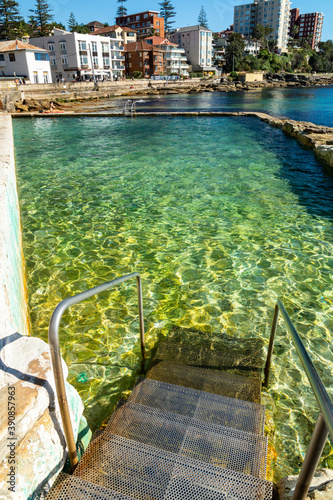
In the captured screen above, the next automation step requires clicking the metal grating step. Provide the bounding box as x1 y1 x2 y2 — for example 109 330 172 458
128 378 266 435
75 433 273 500
146 360 262 403
45 472 132 499
103 401 268 479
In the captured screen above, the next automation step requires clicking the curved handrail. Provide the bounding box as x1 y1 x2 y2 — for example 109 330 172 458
48 272 145 471
264 299 333 499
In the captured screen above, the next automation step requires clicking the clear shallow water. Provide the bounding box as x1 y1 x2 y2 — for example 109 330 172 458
13 116 333 479
119 85 333 127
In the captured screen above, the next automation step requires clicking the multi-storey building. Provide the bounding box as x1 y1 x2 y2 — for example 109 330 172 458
116 11 165 40
167 26 215 73
30 29 125 81
233 0 291 52
144 36 189 76
124 41 164 77
289 8 324 50
0 40 52 83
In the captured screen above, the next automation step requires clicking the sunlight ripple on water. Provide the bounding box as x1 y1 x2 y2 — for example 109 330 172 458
13 115 333 479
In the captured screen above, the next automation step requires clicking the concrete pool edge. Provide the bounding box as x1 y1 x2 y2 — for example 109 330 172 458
0 115 89 499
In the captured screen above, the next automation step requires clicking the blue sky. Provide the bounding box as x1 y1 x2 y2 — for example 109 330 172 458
22 0 332 40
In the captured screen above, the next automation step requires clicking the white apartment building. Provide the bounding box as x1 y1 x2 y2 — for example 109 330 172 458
234 0 291 52
0 40 52 83
167 25 215 73
30 29 124 81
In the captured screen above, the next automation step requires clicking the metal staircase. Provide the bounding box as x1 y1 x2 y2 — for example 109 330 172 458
45 273 333 500
46 375 273 499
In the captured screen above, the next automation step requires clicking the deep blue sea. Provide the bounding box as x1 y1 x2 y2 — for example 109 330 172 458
120 85 333 127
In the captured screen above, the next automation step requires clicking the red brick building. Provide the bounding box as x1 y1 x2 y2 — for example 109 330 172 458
116 11 165 40
289 8 324 50
124 41 164 77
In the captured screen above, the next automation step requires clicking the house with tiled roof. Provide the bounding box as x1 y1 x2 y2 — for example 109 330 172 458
0 40 52 83
94 24 137 44
124 40 163 77
86 21 104 32
144 36 189 76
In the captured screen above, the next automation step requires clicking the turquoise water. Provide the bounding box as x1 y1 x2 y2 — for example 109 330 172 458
13 116 333 479
122 85 333 127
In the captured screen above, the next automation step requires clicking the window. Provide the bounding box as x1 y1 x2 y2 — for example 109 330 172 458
139 62 142 67
35 52 49 61
0 54 4 61
136 15 140 20
80 55 88 65
93 56 98 66
128 53 131 58
61 56 68 64
144 13 148 18
48 42 55 51
43 71 48 83
101 43 109 53
129 62 132 67
79 41 87 50
91 42 97 52
103 57 110 66
50 57 56 65
139 52 142 56
9 53 15 61
33 71 38 83
59 41 66 51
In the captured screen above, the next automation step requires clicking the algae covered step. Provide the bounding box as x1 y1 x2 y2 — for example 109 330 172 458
146 360 262 403
104 401 268 479
74 433 272 500
152 340 264 378
128 377 266 435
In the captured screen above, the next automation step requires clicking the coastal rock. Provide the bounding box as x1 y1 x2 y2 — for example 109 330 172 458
277 469 333 499
14 102 29 112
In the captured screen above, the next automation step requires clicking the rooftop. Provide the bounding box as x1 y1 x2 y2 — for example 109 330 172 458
170 25 213 34
0 40 48 52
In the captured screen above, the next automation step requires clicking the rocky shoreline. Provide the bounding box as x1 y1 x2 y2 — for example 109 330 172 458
11 73 333 114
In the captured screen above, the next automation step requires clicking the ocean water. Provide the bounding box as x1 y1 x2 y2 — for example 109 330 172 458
118 85 333 127
13 115 333 479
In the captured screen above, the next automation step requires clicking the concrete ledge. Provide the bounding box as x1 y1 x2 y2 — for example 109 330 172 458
0 115 90 499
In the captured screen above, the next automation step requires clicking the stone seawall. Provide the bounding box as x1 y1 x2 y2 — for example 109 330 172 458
0 115 90 499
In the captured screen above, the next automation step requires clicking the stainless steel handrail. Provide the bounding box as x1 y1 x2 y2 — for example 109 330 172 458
264 299 333 500
48 272 145 471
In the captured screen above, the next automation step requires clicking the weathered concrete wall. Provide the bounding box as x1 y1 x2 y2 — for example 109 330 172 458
0 116 90 499
0 115 30 336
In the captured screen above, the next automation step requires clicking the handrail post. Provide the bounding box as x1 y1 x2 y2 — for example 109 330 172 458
136 275 146 372
292 413 328 500
264 304 279 388
48 272 145 471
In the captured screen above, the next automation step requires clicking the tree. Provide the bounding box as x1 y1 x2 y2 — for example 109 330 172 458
0 0 21 40
251 24 274 52
225 33 245 72
67 11 77 32
29 0 54 36
197 6 208 29
117 0 127 17
159 0 176 32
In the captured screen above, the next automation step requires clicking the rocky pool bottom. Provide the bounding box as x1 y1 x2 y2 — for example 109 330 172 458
13 115 333 480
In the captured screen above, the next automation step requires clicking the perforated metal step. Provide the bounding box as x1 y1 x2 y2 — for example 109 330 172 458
75 433 273 500
104 401 268 479
45 472 132 499
128 378 266 435
146 360 262 403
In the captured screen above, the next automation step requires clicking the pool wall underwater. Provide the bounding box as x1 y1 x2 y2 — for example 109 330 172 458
0 115 88 499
